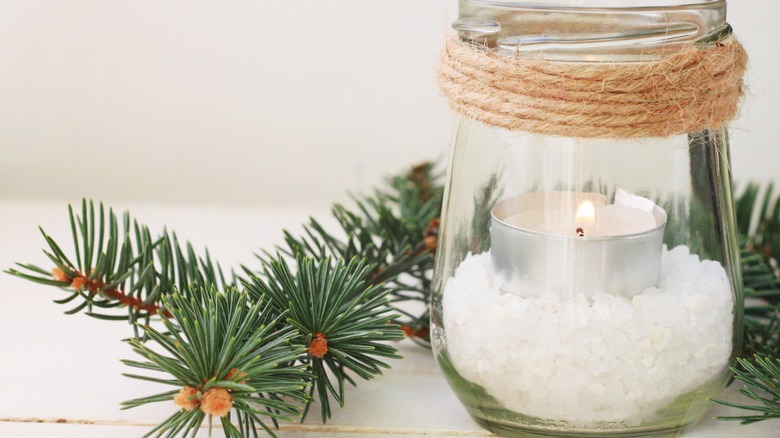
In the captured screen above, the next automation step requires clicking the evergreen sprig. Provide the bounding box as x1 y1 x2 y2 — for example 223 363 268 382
122 286 310 437
734 183 780 361
715 183 780 423
245 256 405 422
5 165 436 436
268 162 443 346
740 244 780 361
714 355 780 424
5 199 230 338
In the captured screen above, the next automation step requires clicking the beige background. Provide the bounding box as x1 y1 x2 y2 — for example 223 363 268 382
0 1 777 209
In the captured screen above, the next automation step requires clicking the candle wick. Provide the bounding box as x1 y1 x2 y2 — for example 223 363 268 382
576 227 585 237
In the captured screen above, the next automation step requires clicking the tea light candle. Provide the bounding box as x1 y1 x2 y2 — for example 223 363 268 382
491 189 667 298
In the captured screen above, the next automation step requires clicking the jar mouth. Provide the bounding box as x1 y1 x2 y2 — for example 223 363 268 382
455 0 728 60
467 0 722 10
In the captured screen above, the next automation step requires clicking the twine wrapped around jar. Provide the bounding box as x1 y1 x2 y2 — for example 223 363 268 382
438 37 747 138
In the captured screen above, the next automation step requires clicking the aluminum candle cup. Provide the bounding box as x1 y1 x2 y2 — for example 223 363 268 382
490 191 668 299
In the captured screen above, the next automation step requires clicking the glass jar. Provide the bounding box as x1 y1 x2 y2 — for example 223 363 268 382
431 1 744 436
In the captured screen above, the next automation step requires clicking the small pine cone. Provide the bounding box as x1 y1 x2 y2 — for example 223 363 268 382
308 332 328 358
173 386 199 411
51 268 69 283
70 276 86 290
410 164 432 201
423 217 441 253
423 236 437 253
200 387 233 417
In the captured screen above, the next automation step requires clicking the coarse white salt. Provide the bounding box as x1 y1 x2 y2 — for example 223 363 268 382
442 245 733 427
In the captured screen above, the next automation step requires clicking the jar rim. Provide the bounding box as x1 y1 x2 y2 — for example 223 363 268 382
465 0 724 10
455 0 729 59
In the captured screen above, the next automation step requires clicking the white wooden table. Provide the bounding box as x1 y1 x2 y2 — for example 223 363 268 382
0 201 775 437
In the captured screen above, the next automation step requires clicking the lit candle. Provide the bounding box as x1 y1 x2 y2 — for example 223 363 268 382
575 201 595 237
491 189 667 298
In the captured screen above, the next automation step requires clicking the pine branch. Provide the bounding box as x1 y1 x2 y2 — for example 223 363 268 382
264 163 443 346
121 285 310 438
717 184 780 424
5 199 231 337
735 184 780 360
4 167 436 436
714 355 780 424
741 242 780 360
5 166 437 434
244 256 405 423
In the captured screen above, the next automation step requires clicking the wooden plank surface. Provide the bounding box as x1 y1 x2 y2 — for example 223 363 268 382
0 201 775 437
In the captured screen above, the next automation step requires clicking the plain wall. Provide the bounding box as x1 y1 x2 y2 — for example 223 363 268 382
0 1 777 209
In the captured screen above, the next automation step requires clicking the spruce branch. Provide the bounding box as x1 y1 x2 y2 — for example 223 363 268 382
5 165 440 434
740 243 780 361
714 355 780 424
266 163 443 346
4 166 438 436
244 256 405 422
734 184 780 360
122 285 310 438
717 183 780 424
5 199 232 337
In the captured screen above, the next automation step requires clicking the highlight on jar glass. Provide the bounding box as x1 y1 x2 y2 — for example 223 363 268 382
431 1 746 436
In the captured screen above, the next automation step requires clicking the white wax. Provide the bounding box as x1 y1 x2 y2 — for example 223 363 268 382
504 204 658 237
502 189 663 237
591 204 659 236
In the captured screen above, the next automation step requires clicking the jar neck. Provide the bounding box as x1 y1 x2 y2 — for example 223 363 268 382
454 0 729 61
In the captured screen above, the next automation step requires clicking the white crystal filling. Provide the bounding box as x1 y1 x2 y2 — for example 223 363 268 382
442 245 733 426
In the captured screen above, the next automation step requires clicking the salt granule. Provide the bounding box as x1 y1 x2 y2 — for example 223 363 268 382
442 246 733 426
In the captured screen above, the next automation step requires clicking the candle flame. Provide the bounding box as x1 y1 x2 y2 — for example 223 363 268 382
575 201 595 236
576 201 595 223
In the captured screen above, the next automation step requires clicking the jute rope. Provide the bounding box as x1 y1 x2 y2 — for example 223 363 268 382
438 38 747 138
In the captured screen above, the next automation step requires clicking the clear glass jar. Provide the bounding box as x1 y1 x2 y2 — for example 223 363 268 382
431 1 743 436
